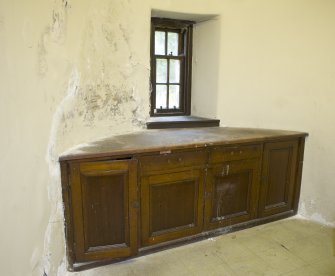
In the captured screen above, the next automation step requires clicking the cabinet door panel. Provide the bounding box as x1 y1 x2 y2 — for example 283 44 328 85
70 160 138 262
141 170 204 246
205 160 260 230
259 140 298 217
211 172 250 219
82 174 126 250
150 180 196 233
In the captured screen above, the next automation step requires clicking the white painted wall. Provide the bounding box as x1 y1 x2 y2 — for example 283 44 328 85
215 0 335 227
0 0 334 275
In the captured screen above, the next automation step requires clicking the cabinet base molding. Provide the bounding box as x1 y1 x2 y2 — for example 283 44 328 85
70 210 296 272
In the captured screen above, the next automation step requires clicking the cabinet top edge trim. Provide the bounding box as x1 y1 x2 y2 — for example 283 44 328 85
59 127 308 162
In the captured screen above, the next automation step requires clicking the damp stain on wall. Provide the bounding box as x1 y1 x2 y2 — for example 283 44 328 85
37 0 68 77
41 0 150 274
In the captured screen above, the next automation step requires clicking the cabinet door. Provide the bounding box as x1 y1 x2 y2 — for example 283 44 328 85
205 160 260 230
141 169 205 246
258 140 298 217
69 160 138 262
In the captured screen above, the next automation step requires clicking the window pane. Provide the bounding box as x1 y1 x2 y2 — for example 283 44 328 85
167 32 178 56
169 60 180 83
156 59 167 83
169 85 180 109
156 85 167 109
155 31 165 55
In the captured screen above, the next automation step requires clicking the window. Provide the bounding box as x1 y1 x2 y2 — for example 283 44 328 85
150 18 194 116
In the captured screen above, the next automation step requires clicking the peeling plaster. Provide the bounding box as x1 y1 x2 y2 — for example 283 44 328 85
299 200 335 227
47 68 80 198
43 68 80 275
37 30 49 76
50 0 68 43
36 0 152 274
57 79 146 134
57 256 67 276
37 0 68 77
30 247 41 273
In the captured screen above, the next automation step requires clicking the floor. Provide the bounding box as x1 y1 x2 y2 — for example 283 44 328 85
68 217 335 276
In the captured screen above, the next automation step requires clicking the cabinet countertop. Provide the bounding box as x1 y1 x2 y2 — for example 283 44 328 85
59 127 308 162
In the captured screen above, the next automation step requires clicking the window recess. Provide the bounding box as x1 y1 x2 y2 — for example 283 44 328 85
150 18 194 116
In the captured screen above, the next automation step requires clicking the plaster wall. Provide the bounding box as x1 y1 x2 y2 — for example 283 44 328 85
192 17 221 118
215 0 335 227
0 0 334 275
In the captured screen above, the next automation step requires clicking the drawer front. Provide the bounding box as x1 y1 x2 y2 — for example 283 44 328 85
140 150 208 174
210 144 261 163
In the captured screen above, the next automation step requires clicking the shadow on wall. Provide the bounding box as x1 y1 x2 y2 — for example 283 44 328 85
192 16 221 118
151 9 221 119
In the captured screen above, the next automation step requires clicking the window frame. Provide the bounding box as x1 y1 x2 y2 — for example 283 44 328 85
150 18 194 117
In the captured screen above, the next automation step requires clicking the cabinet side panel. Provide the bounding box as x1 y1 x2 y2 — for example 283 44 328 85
259 140 299 217
293 138 306 212
266 148 291 207
60 162 75 270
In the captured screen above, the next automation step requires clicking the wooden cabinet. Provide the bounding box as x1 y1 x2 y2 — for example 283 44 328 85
60 127 307 270
258 140 299 217
65 159 138 265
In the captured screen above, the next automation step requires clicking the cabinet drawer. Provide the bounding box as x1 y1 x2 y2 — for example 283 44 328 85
210 144 261 163
140 150 207 174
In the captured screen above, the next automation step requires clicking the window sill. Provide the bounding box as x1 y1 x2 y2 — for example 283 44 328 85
146 116 220 129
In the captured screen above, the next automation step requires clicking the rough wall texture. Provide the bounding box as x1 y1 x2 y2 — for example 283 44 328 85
0 0 334 275
43 1 150 275
1 0 151 275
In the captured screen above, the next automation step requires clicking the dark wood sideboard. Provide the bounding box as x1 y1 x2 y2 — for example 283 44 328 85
59 127 308 271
